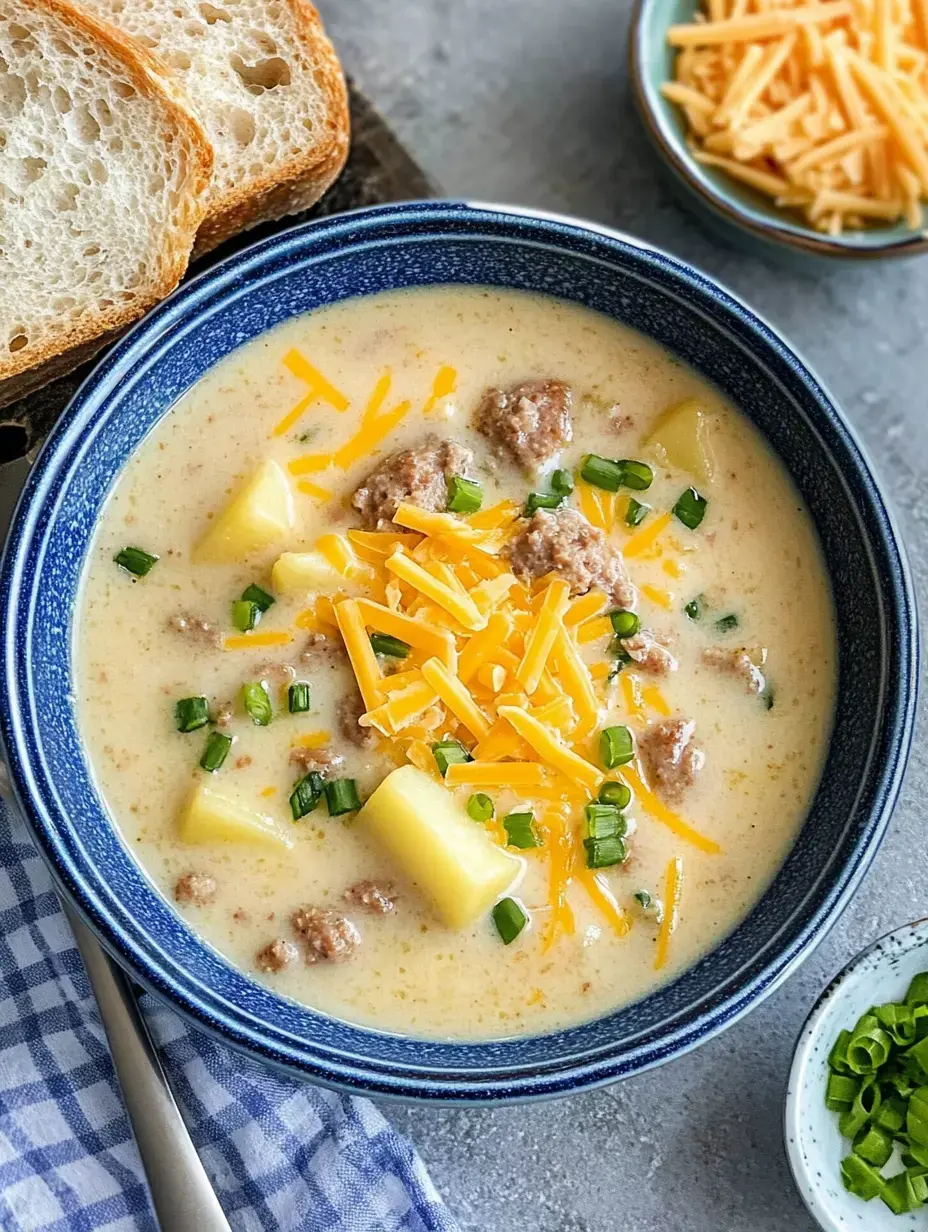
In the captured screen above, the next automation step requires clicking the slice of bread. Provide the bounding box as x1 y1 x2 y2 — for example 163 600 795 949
82 0 350 252
0 0 213 406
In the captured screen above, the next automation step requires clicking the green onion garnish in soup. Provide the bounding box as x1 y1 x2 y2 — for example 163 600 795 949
617 459 653 491
242 682 272 726
241 583 275 612
609 609 640 638
288 682 311 713
325 778 361 816
579 454 624 492
290 772 324 820
200 731 232 773
715 612 739 633
599 780 631 809
524 491 562 515
550 468 573 498
625 497 650 527
672 486 707 530
467 792 494 822
369 633 411 659
684 594 705 621
823 969 928 1214
634 889 652 909
584 802 625 840
600 725 634 769
761 685 775 711
585 836 627 869
492 897 528 945
113 546 159 577
232 599 261 633
432 740 471 777
174 696 210 733
446 475 483 514
503 810 540 849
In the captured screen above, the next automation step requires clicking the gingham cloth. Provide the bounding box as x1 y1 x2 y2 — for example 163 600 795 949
0 799 458 1232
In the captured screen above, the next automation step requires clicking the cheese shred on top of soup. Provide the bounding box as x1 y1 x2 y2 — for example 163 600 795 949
77 286 835 1040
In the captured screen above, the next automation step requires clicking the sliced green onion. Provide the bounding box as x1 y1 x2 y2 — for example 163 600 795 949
503 810 541 849
839 1076 881 1139
550 469 574 498
600 725 634 769
907 974 928 1006
618 459 653 491
232 599 261 633
525 491 563 515
911 1171 928 1205
847 1022 893 1074
825 1072 860 1111
325 778 361 816
715 613 739 634
175 695 210 733
761 685 775 711
906 1141 928 1169
876 1002 918 1047
881 1172 920 1215
584 802 626 840
908 1087 928 1146
580 454 624 492
288 682 311 714
634 890 652 909
467 793 494 823
447 475 483 514
241 682 272 726
492 897 528 944
585 835 627 869
854 1124 894 1167
609 609 640 639
114 546 159 577
684 594 705 621
200 731 232 772
241 583 275 612
625 497 650 527
672 486 707 530
599 780 632 809
290 772 324 820
874 1095 907 1135
840 1154 883 1201
432 740 471 777
370 633 411 659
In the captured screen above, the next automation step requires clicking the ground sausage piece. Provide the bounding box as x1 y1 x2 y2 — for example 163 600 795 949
213 701 234 729
292 907 361 964
255 660 297 685
508 508 637 607
168 613 221 649
351 435 475 529
624 630 678 676
639 718 705 804
337 693 374 748
174 872 217 907
345 881 396 914
300 632 346 667
256 939 297 973
475 378 572 469
703 646 767 694
289 745 346 775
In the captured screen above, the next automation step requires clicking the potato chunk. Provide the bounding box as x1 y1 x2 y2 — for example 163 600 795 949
357 766 520 928
271 550 342 595
179 783 292 849
195 459 295 563
646 398 715 483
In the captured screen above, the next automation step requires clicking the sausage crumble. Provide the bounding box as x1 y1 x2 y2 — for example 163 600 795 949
256 939 298 973
345 880 396 914
352 435 475 530
624 630 678 676
475 378 572 469
292 906 361 964
173 872 217 907
508 507 637 608
703 646 767 695
639 718 705 804
168 613 221 650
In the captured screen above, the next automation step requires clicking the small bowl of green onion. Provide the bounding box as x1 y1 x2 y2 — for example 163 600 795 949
786 920 928 1230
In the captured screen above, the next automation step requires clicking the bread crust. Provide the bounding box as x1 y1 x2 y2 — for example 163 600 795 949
0 0 213 386
191 0 350 254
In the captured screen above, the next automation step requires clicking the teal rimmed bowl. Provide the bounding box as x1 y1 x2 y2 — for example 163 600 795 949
629 0 928 260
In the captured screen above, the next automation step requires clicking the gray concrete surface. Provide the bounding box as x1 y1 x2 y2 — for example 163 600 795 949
319 3 927 1228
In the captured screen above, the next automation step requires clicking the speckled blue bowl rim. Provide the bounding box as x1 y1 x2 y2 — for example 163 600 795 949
0 201 917 1103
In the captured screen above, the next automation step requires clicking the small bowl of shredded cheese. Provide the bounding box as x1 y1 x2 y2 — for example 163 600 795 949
630 0 928 257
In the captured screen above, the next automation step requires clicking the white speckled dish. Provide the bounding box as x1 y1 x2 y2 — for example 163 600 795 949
786 920 928 1232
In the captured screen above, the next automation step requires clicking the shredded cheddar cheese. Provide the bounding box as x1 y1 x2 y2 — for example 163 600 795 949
224 631 292 650
445 762 551 789
664 0 928 234
654 857 685 970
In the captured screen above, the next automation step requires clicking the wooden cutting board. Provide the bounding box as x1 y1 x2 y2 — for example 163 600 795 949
0 81 436 465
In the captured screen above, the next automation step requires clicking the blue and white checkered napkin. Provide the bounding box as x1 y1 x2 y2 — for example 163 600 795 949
0 800 458 1232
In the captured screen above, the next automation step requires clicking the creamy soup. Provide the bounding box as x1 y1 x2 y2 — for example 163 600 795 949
76 286 835 1040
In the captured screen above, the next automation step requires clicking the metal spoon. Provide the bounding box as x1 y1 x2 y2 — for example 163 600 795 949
1 457 231 1232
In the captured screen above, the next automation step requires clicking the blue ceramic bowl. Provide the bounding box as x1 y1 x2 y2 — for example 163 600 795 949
0 202 917 1102
630 0 928 260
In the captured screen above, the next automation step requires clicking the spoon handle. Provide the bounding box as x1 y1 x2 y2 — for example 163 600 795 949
64 902 233 1232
